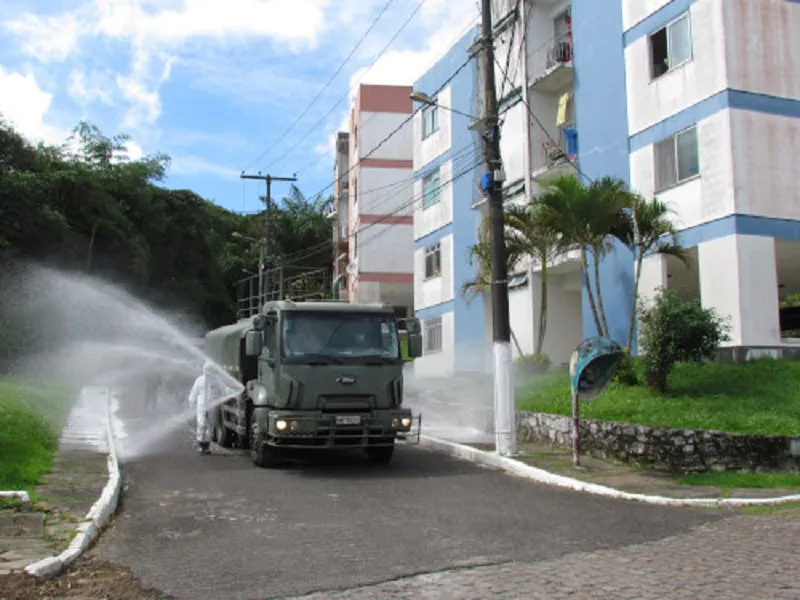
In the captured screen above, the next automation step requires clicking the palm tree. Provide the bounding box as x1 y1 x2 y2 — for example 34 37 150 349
504 200 564 355
462 217 525 356
537 174 632 338
615 194 688 350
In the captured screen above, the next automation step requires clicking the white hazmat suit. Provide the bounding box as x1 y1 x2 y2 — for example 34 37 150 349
188 360 216 454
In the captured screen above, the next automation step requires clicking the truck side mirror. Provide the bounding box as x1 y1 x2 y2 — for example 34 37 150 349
245 330 263 357
407 333 423 358
253 315 267 331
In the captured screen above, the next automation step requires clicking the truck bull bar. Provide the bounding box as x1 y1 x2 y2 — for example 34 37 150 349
260 411 423 448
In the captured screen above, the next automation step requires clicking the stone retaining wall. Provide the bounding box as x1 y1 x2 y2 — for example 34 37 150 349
516 412 800 474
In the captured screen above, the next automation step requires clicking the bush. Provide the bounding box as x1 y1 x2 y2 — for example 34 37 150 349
638 288 730 392
613 350 639 386
515 353 552 376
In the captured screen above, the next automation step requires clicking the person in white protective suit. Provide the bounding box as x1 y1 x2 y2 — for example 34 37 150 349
188 360 216 455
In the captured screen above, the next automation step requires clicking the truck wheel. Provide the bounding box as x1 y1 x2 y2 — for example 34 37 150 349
250 431 279 468
215 418 234 448
365 442 395 464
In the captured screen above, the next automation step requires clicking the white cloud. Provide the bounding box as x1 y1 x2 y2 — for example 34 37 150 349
67 69 116 106
4 12 81 62
169 154 239 179
4 0 334 129
0 65 68 145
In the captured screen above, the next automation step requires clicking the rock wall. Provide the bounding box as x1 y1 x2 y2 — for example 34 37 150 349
516 412 800 474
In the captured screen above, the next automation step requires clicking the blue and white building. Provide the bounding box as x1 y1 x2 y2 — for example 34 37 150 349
410 28 488 376
575 0 800 354
411 0 800 373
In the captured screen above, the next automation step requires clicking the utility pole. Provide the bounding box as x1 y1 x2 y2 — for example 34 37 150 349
480 0 515 456
240 171 297 304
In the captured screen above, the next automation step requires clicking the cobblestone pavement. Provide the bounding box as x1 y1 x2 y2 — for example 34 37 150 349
287 514 800 599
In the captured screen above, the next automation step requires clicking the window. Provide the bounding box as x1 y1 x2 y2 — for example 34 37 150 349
353 178 357 205
654 125 699 192
422 170 440 209
649 13 692 79
424 243 441 279
423 317 443 354
281 311 400 362
354 231 358 258
422 104 439 139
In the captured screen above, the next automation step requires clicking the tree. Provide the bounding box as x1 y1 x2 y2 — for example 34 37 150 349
504 200 564 355
638 288 730 392
537 174 632 338
615 194 688 351
461 217 525 356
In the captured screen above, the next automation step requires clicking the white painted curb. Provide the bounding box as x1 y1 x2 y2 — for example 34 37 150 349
419 435 800 508
0 491 31 505
25 389 122 580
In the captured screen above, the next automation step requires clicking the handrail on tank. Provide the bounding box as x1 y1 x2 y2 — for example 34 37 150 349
235 265 332 318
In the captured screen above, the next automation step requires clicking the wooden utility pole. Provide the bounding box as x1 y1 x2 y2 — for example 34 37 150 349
240 172 297 302
480 0 515 456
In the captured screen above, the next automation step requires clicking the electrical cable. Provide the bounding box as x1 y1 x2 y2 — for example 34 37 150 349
241 0 396 172
261 0 430 174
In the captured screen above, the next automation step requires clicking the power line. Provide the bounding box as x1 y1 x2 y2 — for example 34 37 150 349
299 51 477 204
285 149 483 266
292 14 481 177
267 143 481 266
262 0 430 174
241 0 396 172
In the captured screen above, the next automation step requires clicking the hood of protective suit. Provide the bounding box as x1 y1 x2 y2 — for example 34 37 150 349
203 360 214 375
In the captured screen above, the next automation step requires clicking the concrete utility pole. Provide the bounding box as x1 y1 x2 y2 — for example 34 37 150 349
240 171 297 303
480 0 515 456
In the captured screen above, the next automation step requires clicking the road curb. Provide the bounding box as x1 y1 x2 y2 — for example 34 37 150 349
418 435 800 508
25 389 122 580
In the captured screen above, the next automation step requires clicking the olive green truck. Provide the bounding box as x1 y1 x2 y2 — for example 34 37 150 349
203 299 423 467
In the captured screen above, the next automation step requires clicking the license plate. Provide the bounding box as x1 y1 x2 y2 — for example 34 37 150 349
335 415 361 426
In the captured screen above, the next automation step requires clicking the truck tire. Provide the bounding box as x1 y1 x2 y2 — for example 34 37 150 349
365 442 395 464
215 416 234 448
250 430 279 468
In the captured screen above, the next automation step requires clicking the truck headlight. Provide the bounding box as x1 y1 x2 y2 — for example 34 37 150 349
401 417 411 428
275 419 288 431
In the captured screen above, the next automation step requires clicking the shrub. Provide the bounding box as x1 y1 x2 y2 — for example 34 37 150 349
515 353 552 376
613 350 639 386
638 288 730 392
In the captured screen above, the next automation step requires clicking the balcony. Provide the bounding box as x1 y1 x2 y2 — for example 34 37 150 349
333 221 349 253
531 128 578 183
528 34 574 94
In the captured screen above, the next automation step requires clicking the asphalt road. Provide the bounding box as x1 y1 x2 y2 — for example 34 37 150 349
92 393 719 600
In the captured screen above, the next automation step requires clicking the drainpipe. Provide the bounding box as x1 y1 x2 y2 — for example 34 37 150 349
519 0 533 204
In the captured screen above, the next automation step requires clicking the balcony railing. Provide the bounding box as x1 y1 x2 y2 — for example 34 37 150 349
532 128 578 181
529 33 574 93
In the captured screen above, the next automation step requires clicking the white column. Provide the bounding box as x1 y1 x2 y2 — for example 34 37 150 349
635 254 668 353
698 234 781 346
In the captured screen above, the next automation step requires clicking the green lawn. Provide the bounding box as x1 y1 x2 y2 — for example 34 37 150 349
678 472 800 491
0 378 73 496
516 359 800 435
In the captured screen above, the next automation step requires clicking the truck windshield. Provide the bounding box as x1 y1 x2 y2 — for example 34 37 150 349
282 311 400 362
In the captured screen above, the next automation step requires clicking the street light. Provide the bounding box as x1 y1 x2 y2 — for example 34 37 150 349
409 91 484 129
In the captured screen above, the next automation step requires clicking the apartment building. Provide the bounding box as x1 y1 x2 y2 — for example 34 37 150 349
493 0 584 367
329 132 350 298
574 0 800 355
339 84 415 315
410 27 487 376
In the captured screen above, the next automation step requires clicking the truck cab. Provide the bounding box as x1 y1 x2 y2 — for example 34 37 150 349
205 299 423 467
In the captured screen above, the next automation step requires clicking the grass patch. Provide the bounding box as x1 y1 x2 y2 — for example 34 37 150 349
678 472 800 491
0 378 73 496
516 359 800 435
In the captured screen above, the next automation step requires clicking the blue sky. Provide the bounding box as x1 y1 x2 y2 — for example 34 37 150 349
0 0 478 213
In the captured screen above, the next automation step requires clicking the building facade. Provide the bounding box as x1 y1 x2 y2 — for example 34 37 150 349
410 28 488 376
342 84 415 314
574 0 800 353
330 131 350 298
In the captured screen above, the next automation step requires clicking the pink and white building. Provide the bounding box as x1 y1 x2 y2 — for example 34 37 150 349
341 84 415 316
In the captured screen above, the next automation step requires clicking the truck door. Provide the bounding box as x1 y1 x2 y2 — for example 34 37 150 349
259 311 279 404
